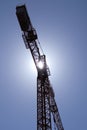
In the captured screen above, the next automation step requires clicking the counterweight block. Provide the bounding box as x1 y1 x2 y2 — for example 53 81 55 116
16 5 31 31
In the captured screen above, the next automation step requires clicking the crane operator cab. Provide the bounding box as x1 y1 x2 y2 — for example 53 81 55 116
27 29 37 42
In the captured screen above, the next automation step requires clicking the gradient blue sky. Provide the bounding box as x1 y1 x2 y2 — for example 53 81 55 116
0 0 87 130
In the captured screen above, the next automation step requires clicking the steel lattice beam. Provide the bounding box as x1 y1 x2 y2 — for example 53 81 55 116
16 4 64 130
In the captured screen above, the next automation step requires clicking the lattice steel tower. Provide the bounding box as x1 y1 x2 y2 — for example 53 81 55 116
16 5 64 130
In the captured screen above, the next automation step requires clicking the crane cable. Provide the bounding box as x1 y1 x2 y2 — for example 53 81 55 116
54 122 57 130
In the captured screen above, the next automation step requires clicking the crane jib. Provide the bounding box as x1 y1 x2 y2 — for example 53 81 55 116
16 4 64 130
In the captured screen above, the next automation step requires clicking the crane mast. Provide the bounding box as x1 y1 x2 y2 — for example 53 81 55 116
16 5 64 130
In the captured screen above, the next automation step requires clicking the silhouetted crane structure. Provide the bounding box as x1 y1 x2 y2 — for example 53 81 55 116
16 5 64 130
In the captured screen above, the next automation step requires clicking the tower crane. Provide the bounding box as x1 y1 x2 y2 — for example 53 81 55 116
16 5 64 130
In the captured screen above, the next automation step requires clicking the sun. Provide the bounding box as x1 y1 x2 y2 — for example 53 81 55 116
37 61 44 69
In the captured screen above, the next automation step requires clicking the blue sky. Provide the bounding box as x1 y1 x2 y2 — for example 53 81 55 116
0 0 87 130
